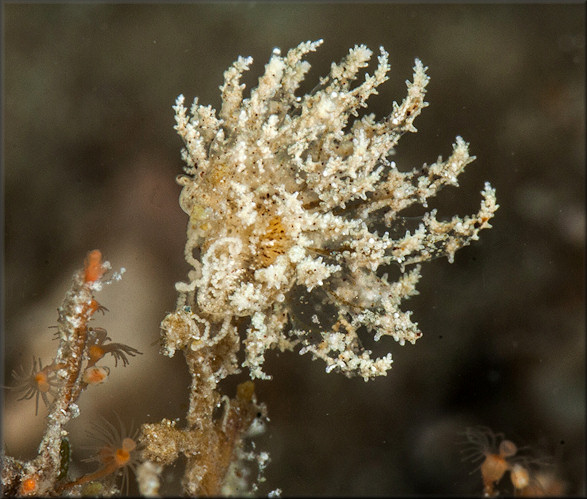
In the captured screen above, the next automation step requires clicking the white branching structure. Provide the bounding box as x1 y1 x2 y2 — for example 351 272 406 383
162 40 498 382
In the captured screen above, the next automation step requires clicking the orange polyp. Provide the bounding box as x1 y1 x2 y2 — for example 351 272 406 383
84 250 105 283
115 448 131 467
88 345 106 364
461 426 520 496
35 371 51 393
510 463 530 491
480 453 509 493
88 299 101 315
83 366 109 385
20 477 38 495
95 437 137 469
61 416 140 493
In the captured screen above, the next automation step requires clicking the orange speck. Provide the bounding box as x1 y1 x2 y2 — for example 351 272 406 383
84 250 105 283
20 477 38 495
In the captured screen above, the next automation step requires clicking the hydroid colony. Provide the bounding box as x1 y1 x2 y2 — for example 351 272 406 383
163 39 498 383
2 40 498 496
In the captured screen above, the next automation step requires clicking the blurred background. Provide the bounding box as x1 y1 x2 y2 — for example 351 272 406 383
3 3 584 496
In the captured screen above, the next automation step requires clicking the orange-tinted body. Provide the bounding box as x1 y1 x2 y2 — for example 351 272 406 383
84 250 105 283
